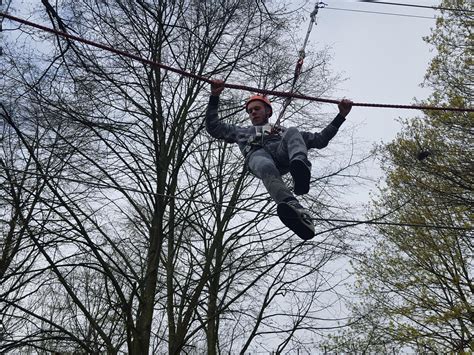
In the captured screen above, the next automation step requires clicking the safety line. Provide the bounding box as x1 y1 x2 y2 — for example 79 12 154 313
2 166 471 232
360 1 474 14
1 11 473 113
275 1 322 128
326 6 434 19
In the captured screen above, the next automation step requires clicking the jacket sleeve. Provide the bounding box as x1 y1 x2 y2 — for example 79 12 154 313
301 114 346 149
205 95 240 143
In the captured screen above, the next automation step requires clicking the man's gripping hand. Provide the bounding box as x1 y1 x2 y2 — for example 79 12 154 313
338 99 353 118
210 79 225 96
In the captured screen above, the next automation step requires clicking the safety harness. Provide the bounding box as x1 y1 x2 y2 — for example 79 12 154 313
243 124 283 156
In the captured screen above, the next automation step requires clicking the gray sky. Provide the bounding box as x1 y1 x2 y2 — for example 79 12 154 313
302 0 440 205
315 0 438 142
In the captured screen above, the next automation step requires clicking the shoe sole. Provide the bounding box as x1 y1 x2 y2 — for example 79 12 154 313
277 203 315 240
290 159 310 195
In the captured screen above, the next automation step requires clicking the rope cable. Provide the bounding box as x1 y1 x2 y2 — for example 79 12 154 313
1 166 471 232
1 11 472 113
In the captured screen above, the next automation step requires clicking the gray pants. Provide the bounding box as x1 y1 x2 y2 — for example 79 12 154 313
247 127 309 203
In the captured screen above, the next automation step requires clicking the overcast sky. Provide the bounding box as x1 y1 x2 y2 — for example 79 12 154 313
299 0 440 205
314 0 438 141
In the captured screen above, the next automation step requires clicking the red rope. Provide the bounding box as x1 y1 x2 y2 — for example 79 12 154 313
2 12 473 113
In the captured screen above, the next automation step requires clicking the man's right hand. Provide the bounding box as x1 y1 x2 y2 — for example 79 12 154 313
211 79 225 96
338 99 353 118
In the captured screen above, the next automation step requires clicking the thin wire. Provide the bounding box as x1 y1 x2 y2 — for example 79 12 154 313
2 166 471 232
1 12 473 113
326 6 434 19
360 1 474 14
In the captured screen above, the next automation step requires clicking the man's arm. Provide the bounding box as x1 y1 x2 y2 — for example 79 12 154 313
205 80 240 143
302 99 353 149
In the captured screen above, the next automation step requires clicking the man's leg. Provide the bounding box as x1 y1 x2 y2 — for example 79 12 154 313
248 148 314 240
247 149 294 204
277 127 312 195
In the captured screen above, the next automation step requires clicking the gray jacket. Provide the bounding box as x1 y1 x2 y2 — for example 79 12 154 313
205 95 346 156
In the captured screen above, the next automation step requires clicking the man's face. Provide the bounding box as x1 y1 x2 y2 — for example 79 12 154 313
247 100 269 126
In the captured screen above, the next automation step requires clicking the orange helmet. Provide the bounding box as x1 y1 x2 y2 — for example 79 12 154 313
246 95 272 117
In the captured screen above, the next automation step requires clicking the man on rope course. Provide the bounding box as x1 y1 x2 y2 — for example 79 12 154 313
206 79 353 241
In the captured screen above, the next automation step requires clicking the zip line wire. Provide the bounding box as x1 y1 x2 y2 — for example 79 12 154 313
326 6 435 19
359 0 474 14
1 12 473 113
2 166 471 232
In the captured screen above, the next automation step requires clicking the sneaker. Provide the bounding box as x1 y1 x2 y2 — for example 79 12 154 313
290 157 311 195
277 199 315 240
